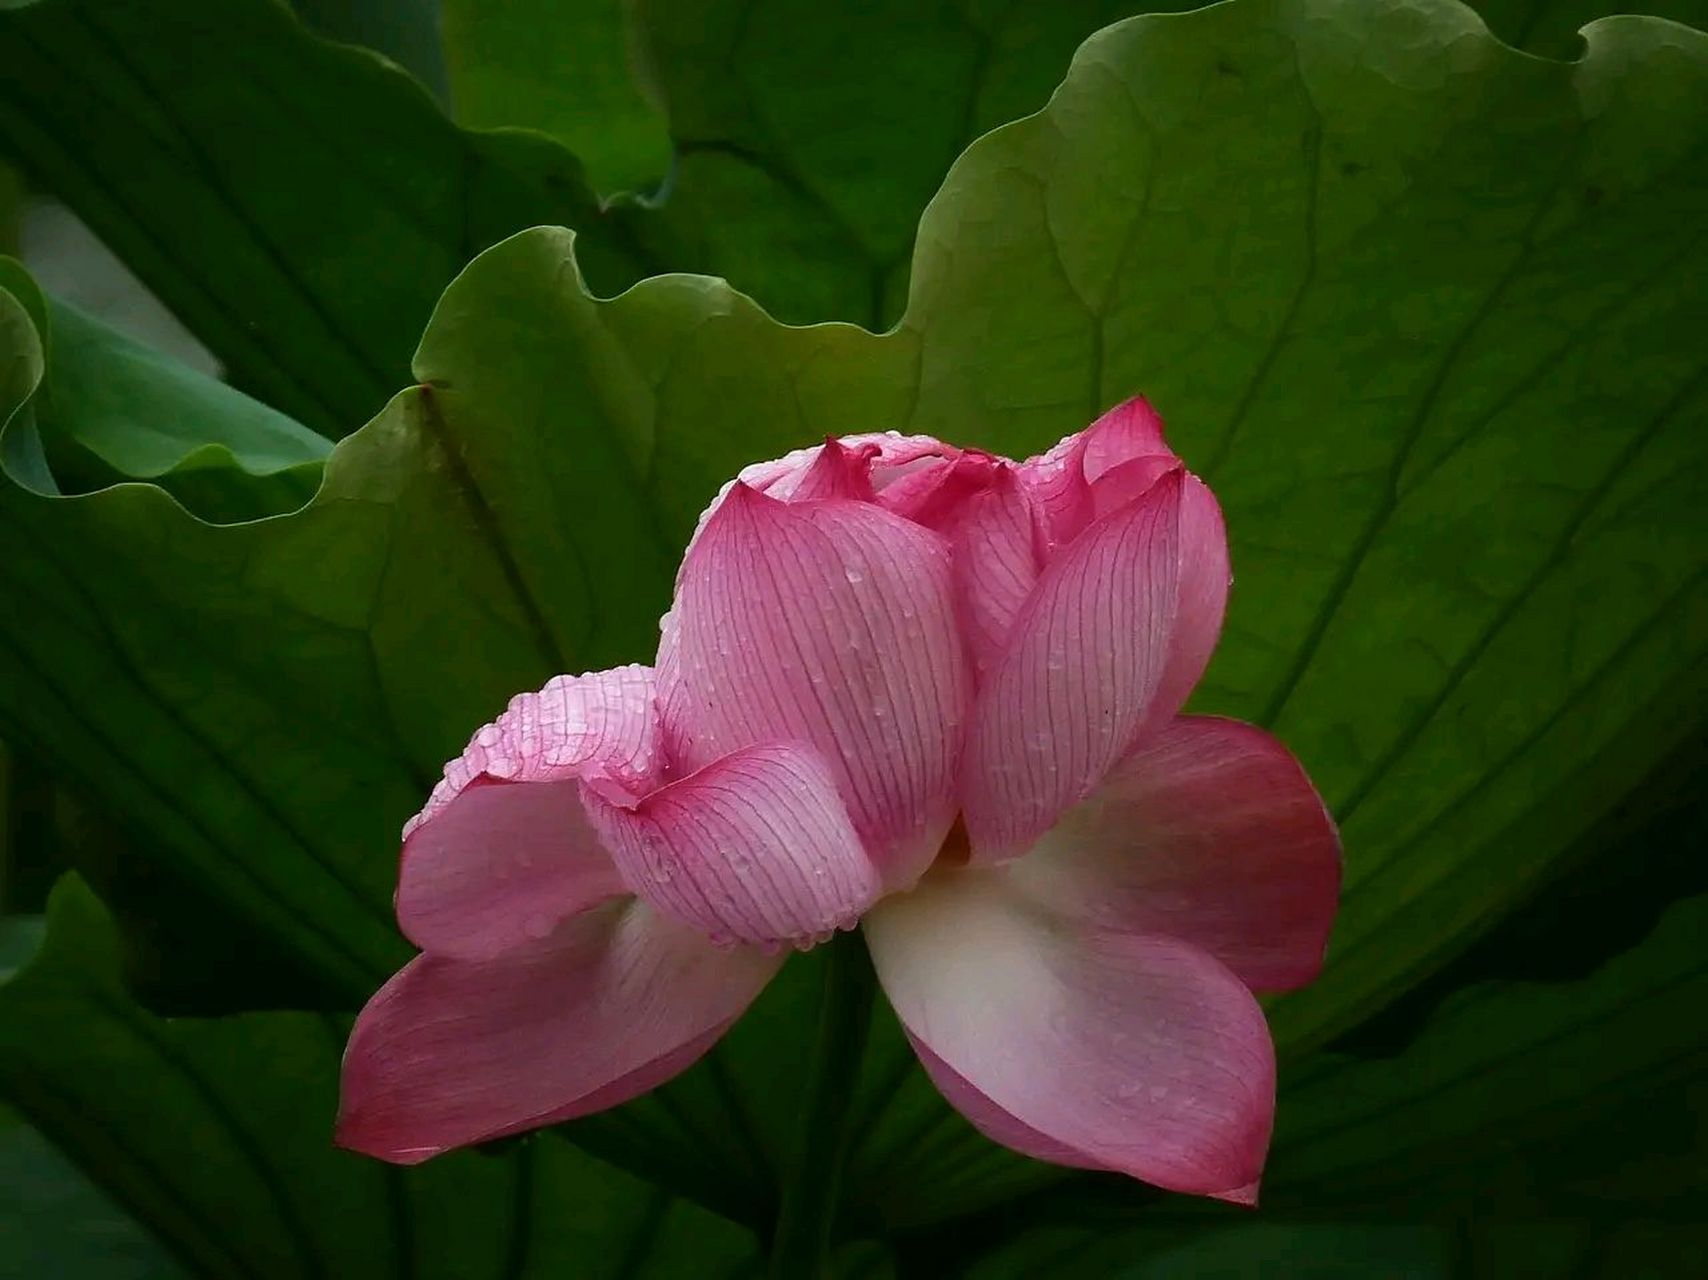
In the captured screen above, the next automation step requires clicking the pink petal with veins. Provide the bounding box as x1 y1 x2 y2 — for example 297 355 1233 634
587 741 882 948
396 666 659 960
935 463 1041 680
1015 716 1341 992
866 870 1274 1199
660 483 970 886
961 471 1229 860
1021 397 1178 551
337 900 779 1163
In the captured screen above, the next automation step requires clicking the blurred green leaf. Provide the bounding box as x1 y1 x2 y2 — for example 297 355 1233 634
0 277 348 1009
0 0 651 437
0 1103 183 1280
0 745 60 914
36 302 324 490
1331 739 1707 1054
1477 0 1708 58
292 0 449 101
0 0 1703 1254
0 259 327 519
0 877 762 1279
441 0 670 195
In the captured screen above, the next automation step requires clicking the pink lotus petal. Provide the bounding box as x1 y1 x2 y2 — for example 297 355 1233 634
733 432 951 504
864 451 1042 677
660 483 970 886
1146 474 1230 738
1089 454 1181 520
907 1036 1104 1169
587 742 882 947
877 450 994 525
337 900 780 1163
1081 396 1172 478
961 470 1229 860
397 666 660 960
865 870 1274 1198
938 464 1040 680
1022 397 1178 551
1015 716 1341 992
789 437 880 503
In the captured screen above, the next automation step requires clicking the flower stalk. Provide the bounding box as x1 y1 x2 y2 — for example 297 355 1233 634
767 928 876 1278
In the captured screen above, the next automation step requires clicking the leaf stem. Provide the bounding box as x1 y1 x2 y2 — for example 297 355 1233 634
767 927 876 1278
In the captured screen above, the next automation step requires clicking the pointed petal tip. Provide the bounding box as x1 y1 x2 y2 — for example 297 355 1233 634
332 1107 440 1167
792 436 880 502
961 463 1226 858
1084 395 1174 467
1213 1179 1262 1208
724 478 765 508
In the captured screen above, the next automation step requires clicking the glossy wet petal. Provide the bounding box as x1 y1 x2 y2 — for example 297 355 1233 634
866 870 1274 1198
939 464 1041 680
587 741 882 948
1021 397 1177 551
1016 716 1341 992
660 483 970 885
960 471 1229 860
337 900 780 1164
397 666 659 960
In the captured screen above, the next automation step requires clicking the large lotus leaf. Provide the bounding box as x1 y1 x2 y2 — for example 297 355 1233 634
0 0 1704 1240
440 0 670 195
5 0 1700 424
590 0 1708 326
619 0 1185 326
0 878 762 1280
0 0 651 437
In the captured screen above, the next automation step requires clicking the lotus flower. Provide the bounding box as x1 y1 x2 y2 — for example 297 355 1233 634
337 398 1340 1200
